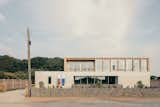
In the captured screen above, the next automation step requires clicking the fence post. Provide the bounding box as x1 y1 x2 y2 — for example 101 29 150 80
3 79 6 91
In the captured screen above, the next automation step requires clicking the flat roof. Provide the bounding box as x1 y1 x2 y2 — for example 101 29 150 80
65 57 149 61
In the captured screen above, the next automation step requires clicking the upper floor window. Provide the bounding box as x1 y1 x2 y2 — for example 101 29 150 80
68 61 94 72
112 65 116 70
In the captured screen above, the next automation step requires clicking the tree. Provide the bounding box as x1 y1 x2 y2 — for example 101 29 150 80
0 55 64 79
0 55 20 72
45 57 64 71
0 55 64 72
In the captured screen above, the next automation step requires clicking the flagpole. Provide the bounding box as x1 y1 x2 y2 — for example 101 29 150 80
27 27 31 97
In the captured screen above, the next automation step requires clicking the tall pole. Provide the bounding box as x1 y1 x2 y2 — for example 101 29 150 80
27 27 31 97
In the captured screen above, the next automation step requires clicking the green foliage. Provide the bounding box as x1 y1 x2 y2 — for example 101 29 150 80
0 71 28 79
39 81 44 88
96 80 103 88
0 55 23 72
0 55 64 79
150 75 157 80
31 57 64 71
137 81 144 88
0 55 64 72
44 57 64 71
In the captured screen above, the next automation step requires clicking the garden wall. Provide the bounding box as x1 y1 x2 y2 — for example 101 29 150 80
31 87 160 97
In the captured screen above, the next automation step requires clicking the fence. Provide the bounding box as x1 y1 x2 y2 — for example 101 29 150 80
151 80 160 88
0 79 27 91
31 87 160 97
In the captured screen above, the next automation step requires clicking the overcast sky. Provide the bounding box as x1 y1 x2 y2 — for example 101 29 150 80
0 0 160 75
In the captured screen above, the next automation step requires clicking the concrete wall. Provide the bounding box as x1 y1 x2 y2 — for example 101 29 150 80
35 71 150 88
31 88 160 97
151 80 160 88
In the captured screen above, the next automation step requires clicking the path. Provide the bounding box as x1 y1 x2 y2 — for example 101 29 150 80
0 90 160 107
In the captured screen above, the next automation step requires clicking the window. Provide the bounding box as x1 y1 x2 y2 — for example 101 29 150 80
141 60 147 72
68 61 94 72
126 60 132 71
109 76 116 84
95 60 103 72
48 76 51 84
111 60 117 71
112 65 116 70
102 76 109 84
118 60 125 71
74 76 118 85
74 77 81 84
81 77 88 84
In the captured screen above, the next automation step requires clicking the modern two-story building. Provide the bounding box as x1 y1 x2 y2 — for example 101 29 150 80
35 57 150 88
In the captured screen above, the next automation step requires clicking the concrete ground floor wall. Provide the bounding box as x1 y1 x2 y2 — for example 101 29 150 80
31 88 160 97
35 71 150 88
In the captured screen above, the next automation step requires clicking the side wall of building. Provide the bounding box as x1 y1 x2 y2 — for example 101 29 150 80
35 71 150 88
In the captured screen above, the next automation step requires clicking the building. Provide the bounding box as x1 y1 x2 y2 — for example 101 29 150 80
35 57 150 88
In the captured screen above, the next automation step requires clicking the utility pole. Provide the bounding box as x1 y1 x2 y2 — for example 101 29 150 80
27 27 31 97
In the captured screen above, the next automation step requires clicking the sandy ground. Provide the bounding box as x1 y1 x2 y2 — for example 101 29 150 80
0 89 160 107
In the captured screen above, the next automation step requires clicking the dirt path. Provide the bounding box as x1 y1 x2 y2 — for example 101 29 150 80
0 90 160 107
0 89 27 104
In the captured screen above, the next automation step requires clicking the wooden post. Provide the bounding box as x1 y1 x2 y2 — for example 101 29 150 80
27 27 32 97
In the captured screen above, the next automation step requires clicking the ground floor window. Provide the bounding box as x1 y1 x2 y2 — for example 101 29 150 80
48 76 52 84
74 76 118 85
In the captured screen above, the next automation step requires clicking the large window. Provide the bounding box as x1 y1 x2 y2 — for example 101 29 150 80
68 61 94 72
126 60 132 71
141 60 147 72
118 60 125 71
109 76 117 84
102 76 109 84
74 76 118 85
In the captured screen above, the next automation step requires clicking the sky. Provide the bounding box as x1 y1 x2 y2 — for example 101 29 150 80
0 0 160 75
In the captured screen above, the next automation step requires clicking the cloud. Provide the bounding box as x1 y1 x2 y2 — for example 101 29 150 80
0 0 159 75
0 0 13 6
0 0 14 22
28 0 137 56
0 13 5 22
0 43 15 57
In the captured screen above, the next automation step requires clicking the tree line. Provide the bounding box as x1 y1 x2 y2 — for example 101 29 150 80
0 55 64 72
0 55 64 79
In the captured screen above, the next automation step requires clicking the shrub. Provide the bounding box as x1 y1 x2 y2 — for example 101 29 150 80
137 81 144 88
39 81 44 88
96 80 103 88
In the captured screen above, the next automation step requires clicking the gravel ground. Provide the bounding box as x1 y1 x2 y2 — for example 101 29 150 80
0 90 160 107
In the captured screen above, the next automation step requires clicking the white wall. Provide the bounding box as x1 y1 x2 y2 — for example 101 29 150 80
35 71 150 88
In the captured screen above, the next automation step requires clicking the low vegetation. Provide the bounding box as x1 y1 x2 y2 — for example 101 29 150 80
137 81 144 88
39 81 44 88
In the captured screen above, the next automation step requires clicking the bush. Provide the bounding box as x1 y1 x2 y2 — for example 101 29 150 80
137 81 144 88
39 81 44 88
96 80 103 88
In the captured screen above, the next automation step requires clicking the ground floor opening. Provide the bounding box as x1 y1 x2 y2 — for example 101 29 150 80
74 76 118 85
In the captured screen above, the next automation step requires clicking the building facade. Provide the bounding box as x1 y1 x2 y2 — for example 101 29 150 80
35 57 150 88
